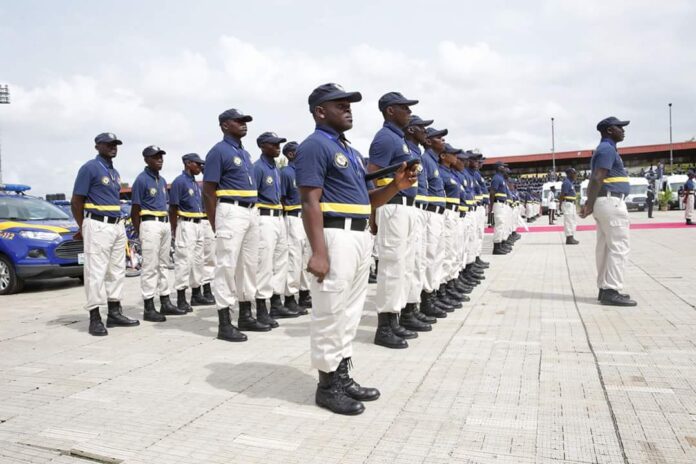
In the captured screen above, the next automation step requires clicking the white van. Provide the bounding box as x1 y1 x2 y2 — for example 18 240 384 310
540 181 562 214
580 179 589 206
626 177 648 211
663 174 687 209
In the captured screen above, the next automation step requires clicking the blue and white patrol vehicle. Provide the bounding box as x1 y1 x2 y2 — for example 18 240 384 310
0 184 83 294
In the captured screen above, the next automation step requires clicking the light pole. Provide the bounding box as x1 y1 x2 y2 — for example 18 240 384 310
668 102 673 174
0 85 9 184
551 117 556 178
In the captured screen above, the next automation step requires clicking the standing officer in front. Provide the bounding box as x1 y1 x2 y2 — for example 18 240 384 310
560 168 579 244
684 169 695 225
367 91 420 349
490 162 510 255
72 132 140 336
131 145 184 322
296 83 418 415
203 109 270 343
580 117 637 307
170 153 213 312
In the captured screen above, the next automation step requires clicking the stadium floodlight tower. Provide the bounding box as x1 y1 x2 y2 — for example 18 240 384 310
0 84 9 184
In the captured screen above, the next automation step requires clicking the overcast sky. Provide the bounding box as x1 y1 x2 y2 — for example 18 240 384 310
1 0 694 196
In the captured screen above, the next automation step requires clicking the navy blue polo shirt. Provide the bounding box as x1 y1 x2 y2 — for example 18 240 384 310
490 173 507 200
132 168 169 216
73 155 123 217
591 138 630 196
423 149 446 208
253 155 282 210
406 140 429 204
170 171 205 218
295 125 371 219
460 169 476 211
465 168 482 202
439 165 461 207
474 170 489 204
685 178 694 191
280 162 301 211
203 135 257 203
561 178 576 200
368 122 417 198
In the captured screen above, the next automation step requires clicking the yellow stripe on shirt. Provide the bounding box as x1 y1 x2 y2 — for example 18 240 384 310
320 203 371 215
216 189 257 197
85 203 120 212
603 177 629 183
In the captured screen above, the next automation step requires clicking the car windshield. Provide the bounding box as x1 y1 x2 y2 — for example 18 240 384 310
0 196 70 220
670 182 684 192
630 185 647 195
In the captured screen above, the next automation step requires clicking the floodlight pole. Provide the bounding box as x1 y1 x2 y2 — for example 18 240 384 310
668 103 673 174
0 85 9 184
551 117 556 176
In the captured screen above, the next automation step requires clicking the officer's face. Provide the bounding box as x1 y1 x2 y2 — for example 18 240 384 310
388 104 412 128
285 150 297 161
186 161 202 175
222 119 248 138
145 154 164 172
411 125 428 145
96 142 118 158
317 99 353 132
429 136 445 153
261 142 281 158
607 125 626 142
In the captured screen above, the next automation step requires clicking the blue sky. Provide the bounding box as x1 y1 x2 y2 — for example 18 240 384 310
1 0 695 196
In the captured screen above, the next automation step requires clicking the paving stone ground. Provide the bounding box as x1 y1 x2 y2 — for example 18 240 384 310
1 210 695 464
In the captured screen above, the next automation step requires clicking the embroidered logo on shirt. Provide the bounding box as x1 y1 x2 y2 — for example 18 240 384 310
402 143 409 154
265 176 274 185
450 179 456 185
434 170 440 177
188 188 194 196
233 156 242 166
101 176 110 185
416 164 423 173
334 152 349 169
149 188 157 196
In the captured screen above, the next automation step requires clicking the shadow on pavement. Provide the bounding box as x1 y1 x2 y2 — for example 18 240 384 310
491 289 598 305
205 361 315 406
20 277 83 294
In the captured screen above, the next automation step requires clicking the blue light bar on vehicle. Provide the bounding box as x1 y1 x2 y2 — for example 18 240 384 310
0 183 32 193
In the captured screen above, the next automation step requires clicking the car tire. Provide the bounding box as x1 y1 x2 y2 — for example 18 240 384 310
0 254 24 295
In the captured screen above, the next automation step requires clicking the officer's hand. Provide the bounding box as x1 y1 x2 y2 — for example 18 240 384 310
307 253 330 283
73 229 83 241
393 162 418 190
579 204 592 218
369 215 378 235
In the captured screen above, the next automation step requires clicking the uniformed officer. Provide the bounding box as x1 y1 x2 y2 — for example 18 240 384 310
561 168 580 244
170 153 213 312
131 146 183 322
280 141 312 313
580 116 637 306
547 186 557 225
199 186 217 304
684 170 695 225
203 108 270 343
490 162 511 254
402 115 436 330
367 91 420 349
419 128 453 317
71 132 140 336
295 83 417 415
465 152 490 270
457 152 486 287
254 131 298 325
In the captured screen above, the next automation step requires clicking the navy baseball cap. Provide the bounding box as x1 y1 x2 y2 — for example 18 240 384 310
257 131 287 146
465 150 482 160
408 115 434 127
565 167 576 174
142 145 166 157
443 143 462 154
219 108 253 124
426 127 448 139
378 92 419 112
282 141 299 155
308 83 362 113
94 132 122 145
182 153 205 164
596 116 630 131
494 161 507 168
456 150 472 160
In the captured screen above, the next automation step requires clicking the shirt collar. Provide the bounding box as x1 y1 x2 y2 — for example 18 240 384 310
405 139 421 155
96 154 114 168
223 134 243 149
261 154 277 169
383 121 405 138
144 166 160 179
315 124 351 144
182 169 195 180
601 137 617 147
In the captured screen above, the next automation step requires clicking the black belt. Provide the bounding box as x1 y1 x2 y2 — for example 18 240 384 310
563 200 576 203
141 215 169 223
220 198 256 208
86 212 122 224
285 210 302 217
387 196 415 206
259 209 283 217
459 212 467 218
180 217 202 223
445 204 459 211
426 204 445 215
495 199 507 203
600 191 626 200
323 216 368 231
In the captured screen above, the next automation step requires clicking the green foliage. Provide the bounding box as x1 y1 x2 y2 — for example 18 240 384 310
657 189 671 208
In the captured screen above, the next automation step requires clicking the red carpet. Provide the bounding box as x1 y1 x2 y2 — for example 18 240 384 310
484 221 694 234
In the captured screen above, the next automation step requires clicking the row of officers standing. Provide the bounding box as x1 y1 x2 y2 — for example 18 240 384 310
70 84 531 416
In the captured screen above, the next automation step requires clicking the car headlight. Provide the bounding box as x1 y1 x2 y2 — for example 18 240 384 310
19 230 61 241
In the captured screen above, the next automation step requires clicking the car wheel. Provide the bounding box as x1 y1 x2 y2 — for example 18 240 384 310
0 254 24 295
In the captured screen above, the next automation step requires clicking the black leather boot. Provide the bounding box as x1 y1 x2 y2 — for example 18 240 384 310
475 256 490 268
511 231 521 241
413 299 436 323
336 358 380 401
315 370 365 415
238 301 271 331
285 295 308 315
400 303 432 332
421 291 446 319
392 312 417 339
88 308 108 336
598 288 631 301
143 298 166 322
176 289 192 313
374 313 408 349
298 289 312 308
466 265 485 279
493 243 508 255
437 285 461 310
566 236 579 245
202 282 216 304
106 301 140 327
217 307 247 342
270 294 299 318
190 287 209 306
445 280 465 301
161 295 186 316
600 289 637 307
255 299 279 328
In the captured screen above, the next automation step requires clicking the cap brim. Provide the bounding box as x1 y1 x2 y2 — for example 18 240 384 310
146 150 166 157
409 119 434 127
318 90 363 106
427 129 448 138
